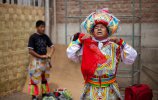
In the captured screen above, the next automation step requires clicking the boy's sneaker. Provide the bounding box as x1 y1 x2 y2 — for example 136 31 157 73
42 93 56 100
32 95 38 100
42 93 47 98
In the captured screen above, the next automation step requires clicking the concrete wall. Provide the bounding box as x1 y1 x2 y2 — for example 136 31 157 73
50 0 158 99
52 23 158 45
141 24 158 100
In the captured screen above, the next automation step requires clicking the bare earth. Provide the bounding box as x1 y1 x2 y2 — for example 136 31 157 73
0 45 84 100
1 45 157 100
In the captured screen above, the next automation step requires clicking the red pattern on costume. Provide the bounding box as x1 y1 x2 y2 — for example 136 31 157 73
78 33 107 83
28 79 39 96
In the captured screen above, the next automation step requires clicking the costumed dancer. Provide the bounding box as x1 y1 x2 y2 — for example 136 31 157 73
66 8 137 100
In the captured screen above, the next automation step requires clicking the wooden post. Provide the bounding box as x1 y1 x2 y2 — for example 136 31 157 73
38 0 42 7
11 0 14 4
45 0 50 36
28 0 30 6
23 0 27 6
53 0 57 43
17 0 22 5
33 0 35 6
6 0 10 4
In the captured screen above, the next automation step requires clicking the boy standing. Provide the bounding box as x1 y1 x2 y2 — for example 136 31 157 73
28 20 55 100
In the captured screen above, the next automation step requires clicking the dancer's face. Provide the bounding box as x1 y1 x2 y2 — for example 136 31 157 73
93 24 108 40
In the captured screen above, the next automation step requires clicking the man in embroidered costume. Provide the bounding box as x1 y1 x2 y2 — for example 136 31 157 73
66 8 137 100
28 20 55 100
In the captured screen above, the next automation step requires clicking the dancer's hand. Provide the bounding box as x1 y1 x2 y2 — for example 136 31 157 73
81 34 92 40
109 37 119 44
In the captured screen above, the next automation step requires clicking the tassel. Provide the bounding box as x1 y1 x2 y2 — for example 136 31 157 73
28 84 39 96
41 83 50 94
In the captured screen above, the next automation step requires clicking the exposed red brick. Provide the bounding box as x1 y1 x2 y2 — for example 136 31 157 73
56 0 158 23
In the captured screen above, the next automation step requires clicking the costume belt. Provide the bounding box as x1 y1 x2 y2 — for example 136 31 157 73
88 75 116 87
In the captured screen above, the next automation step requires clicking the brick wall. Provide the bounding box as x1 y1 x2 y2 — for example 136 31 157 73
56 0 158 23
0 4 44 96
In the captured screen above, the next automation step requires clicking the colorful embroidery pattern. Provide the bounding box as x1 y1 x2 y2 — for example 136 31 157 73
28 58 51 95
81 42 123 100
29 58 51 84
81 83 120 100
95 42 119 77
81 8 119 36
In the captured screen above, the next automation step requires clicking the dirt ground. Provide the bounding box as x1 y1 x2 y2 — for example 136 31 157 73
0 45 84 100
0 45 157 100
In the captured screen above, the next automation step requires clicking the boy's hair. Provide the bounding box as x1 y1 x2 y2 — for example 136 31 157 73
36 20 45 27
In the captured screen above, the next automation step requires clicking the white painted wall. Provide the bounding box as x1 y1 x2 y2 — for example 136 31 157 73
51 23 158 47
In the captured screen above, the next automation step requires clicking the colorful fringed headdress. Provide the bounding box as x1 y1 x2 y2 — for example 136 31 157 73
81 8 119 36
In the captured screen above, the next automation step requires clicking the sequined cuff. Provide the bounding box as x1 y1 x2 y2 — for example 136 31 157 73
118 38 126 49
